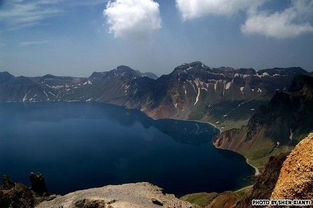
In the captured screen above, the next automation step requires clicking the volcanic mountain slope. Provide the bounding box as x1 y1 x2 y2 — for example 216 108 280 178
214 75 313 169
0 62 308 129
0 72 87 102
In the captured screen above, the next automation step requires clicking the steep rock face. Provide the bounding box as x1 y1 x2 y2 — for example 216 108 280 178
0 63 307 129
36 182 194 208
213 75 313 169
270 133 313 200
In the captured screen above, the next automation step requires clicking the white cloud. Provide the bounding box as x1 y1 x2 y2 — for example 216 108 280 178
176 0 260 20
104 0 161 39
0 0 62 31
241 0 313 38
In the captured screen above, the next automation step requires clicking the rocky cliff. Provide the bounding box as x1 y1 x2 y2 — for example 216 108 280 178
270 133 313 201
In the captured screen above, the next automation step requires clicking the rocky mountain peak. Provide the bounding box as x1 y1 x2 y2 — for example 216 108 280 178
42 74 56 79
113 65 138 75
89 66 156 83
0 71 15 83
171 62 210 78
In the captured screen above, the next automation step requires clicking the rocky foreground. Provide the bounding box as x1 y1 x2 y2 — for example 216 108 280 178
270 133 313 201
36 183 194 208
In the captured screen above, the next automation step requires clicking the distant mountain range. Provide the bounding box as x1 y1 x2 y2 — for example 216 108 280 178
0 62 310 131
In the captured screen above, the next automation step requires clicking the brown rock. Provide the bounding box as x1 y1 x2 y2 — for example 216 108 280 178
270 133 313 201
74 199 106 208
151 198 163 206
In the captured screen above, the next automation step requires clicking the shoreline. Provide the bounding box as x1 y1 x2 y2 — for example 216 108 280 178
212 139 260 177
156 117 260 176
188 119 261 176
175 118 261 177
245 157 260 176
158 117 222 133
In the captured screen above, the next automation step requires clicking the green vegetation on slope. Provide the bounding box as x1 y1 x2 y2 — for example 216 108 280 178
180 192 218 207
189 97 271 131
180 186 252 208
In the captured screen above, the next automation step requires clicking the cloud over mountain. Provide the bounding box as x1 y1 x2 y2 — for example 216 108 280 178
241 0 313 39
175 0 313 39
103 0 161 39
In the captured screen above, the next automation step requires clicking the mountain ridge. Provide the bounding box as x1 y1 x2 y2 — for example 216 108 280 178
1 62 309 131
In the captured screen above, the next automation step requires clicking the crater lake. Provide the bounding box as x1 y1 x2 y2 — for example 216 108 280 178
0 103 254 196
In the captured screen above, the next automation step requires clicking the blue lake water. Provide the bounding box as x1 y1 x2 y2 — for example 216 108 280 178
0 103 254 196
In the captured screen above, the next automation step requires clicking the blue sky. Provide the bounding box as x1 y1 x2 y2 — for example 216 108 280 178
0 0 313 76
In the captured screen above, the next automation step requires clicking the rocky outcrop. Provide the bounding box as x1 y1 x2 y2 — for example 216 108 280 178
30 173 48 196
0 182 35 208
270 133 313 200
0 174 53 208
36 182 194 208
